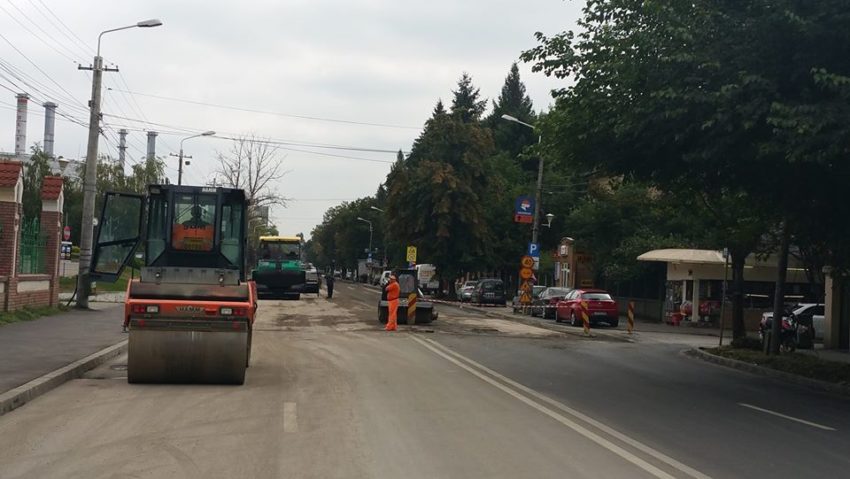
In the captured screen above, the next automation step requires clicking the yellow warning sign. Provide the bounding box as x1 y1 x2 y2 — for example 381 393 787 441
520 256 534 269
520 267 533 280
406 246 417 263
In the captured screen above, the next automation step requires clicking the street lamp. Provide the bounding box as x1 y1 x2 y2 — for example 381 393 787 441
356 217 373 260
370 206 384 213
501 114 544 248
178 130 215 185
545 213 555 228
76 18 162 309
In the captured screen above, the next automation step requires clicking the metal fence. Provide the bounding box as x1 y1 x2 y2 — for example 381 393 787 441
18 218 45 274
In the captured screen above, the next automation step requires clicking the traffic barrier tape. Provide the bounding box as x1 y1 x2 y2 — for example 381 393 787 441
408 292 417 324
627 301 635 334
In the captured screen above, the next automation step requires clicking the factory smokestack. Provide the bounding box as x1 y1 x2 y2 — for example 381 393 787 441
15 93 29 158
43 101 56 158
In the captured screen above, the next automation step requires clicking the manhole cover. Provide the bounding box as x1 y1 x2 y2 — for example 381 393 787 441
110 364 128 371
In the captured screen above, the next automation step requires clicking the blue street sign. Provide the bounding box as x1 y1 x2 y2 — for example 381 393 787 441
515 195 534 216
528 242 540 257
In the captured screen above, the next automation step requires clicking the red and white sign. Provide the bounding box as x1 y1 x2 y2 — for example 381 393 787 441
63 226 71 241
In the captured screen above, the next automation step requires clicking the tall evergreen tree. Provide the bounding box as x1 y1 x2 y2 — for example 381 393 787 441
450 73 487 123
487 63 537 156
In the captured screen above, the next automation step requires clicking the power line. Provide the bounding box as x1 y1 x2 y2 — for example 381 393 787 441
0 32 88 110
0 59 89 114
1 0 86 64
32 0 94 57
105 87 422 130
24 0 94 60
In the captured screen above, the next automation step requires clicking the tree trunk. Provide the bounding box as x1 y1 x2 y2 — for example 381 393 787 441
769 223 791 355
730 249 748 340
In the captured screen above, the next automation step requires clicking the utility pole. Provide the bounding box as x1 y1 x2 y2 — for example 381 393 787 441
530 133 543 246
76 56 117 309
118 128 127 170
75 19 162 309
170 151 192 185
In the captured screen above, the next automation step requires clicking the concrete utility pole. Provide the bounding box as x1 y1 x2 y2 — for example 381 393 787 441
75 19 162 309
501 115 544 248
176 131 215 185
118 128 127 170
357 217 373 260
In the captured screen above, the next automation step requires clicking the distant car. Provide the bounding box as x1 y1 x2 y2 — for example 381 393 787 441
761 303 825 341
303 267 320 294
471 279 506 306
512 285 547 313
556 289 619 327
458 280 478 302
532 287 572 319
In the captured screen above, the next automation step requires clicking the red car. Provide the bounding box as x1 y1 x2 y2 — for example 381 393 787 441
556 289 619 327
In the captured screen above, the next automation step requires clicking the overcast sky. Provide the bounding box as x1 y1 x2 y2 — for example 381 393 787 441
0 0 582 237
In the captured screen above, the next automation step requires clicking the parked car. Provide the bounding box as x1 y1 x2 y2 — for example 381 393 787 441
512 285 547 313
761 303 825 341
457 280 478 302
556 289 619 327
532 287 573 319
471 279 506 305
303 265 320 294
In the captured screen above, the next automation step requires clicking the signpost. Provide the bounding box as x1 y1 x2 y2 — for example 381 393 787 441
63 226 71 241
514 195 534 224
406 246 417 263
519 255 535 305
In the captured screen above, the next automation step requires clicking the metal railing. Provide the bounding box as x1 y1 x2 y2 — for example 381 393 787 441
18 218 46 274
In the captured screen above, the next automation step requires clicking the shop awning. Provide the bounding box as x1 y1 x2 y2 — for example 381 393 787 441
637 249 725 265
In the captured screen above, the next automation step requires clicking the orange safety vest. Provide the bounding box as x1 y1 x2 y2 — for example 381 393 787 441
386 281 400 301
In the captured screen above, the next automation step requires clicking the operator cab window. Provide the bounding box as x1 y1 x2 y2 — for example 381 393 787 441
172 194 216 252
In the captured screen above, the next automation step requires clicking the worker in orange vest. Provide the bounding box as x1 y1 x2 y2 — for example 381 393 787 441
385 274 399 331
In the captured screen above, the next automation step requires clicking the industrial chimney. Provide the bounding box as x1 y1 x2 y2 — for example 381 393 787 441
43 102 56 157
15 93 29 158
146 130 157 163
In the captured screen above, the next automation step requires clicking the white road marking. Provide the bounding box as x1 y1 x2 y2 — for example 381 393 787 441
284 402 298 433
738 403 836 431
410 335 692 479
422 338 711 479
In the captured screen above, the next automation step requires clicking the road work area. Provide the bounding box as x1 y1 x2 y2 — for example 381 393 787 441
1 282 849 478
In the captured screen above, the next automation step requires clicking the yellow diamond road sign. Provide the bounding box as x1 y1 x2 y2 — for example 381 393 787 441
406 246 417 263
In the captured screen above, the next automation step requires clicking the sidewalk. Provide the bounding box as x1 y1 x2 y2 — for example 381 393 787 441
0 304 125 398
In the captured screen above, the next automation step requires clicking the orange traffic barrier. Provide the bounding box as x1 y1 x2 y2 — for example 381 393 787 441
628 301 635 334
407 292 417 324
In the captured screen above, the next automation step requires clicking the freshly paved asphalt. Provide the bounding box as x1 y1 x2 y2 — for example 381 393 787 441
0 282 847 478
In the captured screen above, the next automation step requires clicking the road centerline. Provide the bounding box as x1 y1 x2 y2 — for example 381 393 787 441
410 334 684 479
738 403 836 431
413 335 713 479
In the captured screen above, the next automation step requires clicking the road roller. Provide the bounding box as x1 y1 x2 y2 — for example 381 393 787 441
90 185 258 384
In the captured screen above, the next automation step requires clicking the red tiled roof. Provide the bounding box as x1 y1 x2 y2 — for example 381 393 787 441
0 161 22 188
41 176 64 200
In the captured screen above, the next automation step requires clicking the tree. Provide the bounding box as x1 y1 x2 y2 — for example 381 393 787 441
386 77 497 295
521 1 841 340
486 63 537 158
451 73 487 123
22 147 52 220
213 134 287 253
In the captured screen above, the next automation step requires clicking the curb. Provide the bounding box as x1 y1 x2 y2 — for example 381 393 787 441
684 347 850 397
437 300 629 341
0 340 128 417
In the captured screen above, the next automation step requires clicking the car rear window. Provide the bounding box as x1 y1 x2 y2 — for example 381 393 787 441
583 293 612 301
482 281 503 291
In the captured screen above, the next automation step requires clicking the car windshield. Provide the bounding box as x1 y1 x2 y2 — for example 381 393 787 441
583 293 613 301
546 288 570 297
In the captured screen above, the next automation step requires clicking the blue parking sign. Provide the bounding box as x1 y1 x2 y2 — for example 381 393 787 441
528 243 540 257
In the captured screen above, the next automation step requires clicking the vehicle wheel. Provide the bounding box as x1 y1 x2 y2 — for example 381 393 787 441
294 294 301 300
571 311 580 327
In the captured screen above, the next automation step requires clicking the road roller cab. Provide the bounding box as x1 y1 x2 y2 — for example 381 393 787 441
91 185 257 384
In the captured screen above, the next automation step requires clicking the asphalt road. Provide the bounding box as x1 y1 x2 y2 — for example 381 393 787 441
0 282 848 478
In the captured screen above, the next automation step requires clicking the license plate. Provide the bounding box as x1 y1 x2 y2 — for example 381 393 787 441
485 293 494 297
593 311 608 316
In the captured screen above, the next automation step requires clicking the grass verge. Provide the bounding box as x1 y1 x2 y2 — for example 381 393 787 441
0 306 68 327
705 346 850 386
59 269 133 293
